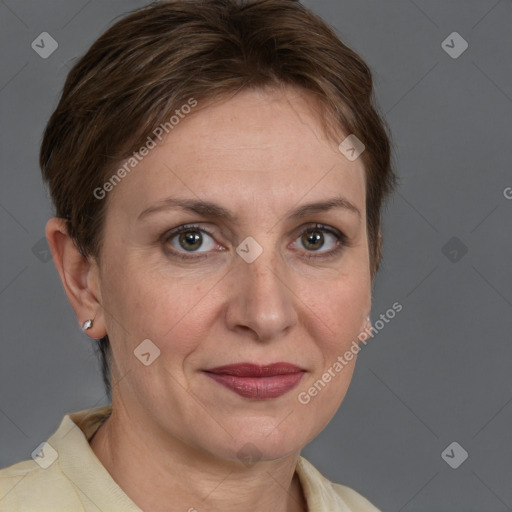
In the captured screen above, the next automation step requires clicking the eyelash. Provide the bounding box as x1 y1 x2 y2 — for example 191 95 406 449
162 223 351 261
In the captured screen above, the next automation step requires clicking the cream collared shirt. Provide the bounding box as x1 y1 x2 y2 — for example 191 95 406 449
0 406 380 511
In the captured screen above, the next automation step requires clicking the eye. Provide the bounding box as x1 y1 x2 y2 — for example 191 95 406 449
162 222 350 261
163 224 219 258
290 223 348 259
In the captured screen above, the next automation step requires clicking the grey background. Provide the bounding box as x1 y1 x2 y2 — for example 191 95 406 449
0 1 510 511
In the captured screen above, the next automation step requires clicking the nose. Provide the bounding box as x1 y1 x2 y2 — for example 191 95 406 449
224 249 298 342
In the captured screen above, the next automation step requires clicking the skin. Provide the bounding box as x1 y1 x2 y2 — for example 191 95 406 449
47 86 375 512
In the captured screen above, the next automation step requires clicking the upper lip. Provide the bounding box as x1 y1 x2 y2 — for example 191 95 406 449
204 363 305 377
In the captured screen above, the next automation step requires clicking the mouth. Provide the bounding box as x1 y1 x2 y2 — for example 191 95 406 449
203 363 306 400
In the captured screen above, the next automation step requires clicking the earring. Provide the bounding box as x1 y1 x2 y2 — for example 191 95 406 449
82 319 93 331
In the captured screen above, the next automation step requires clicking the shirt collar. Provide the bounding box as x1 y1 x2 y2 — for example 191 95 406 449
51 406 356 511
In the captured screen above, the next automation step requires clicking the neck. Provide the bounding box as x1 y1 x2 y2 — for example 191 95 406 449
89 406 307 512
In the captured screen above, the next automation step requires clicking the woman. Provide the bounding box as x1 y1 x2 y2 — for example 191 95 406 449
0 0 396 510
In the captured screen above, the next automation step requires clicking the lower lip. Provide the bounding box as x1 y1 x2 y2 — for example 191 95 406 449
204 372 305 399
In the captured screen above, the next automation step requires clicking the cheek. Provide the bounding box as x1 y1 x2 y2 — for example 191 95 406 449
104 265 216 359
295 355 356 444
303 274 370 348
300 276 368 423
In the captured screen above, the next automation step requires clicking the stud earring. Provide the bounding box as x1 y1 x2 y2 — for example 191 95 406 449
82 319 93 331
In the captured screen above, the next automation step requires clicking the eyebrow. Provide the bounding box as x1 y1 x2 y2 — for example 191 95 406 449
137 195 361 222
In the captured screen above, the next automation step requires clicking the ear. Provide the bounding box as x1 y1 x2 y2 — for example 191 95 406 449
45 217 107 339
357 314 373 344
362 314 372 334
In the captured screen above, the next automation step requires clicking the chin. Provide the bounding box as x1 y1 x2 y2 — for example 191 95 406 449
194 420 307 466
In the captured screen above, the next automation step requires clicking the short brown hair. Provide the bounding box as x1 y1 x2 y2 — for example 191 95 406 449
40 0 397 400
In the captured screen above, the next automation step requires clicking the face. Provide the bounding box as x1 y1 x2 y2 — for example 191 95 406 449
95 87 371 462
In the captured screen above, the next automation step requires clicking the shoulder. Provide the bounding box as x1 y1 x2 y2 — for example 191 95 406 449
0 406 122 512
0 458 78 511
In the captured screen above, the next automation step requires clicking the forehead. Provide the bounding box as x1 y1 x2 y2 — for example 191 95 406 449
107 87 366 221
